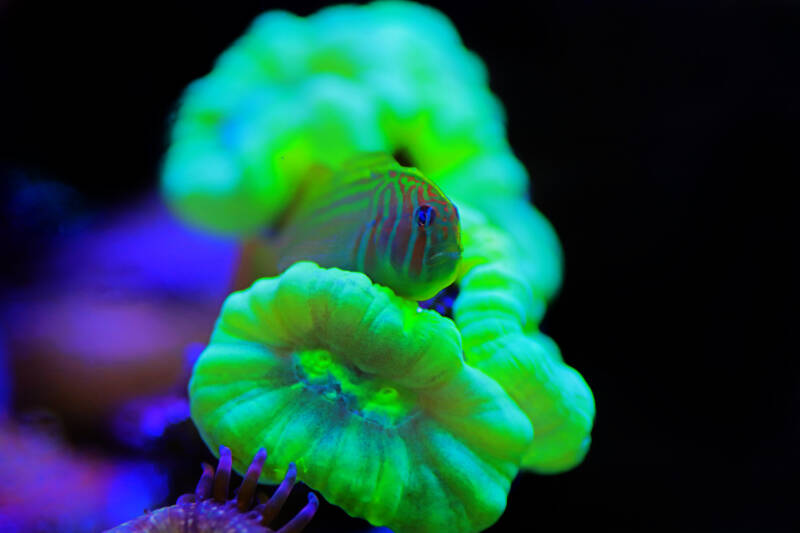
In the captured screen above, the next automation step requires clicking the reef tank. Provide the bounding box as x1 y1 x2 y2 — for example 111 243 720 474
5 0 797 530
31 0 792 533
1 2 604 532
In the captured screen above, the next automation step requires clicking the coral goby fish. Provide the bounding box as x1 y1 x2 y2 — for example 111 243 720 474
275 153 462 301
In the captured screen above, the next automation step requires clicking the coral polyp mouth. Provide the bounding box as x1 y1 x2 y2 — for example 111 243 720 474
189 262 533 533
293 349 420 427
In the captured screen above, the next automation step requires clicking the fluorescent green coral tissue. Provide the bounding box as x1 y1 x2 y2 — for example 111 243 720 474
168 0 597 529
456 204 595 472
190 262 532 533
161 1 507 235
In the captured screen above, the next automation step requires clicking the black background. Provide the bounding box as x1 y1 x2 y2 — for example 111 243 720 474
1 1 797 531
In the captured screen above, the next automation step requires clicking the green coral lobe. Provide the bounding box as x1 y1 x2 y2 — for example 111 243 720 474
190 262 532 533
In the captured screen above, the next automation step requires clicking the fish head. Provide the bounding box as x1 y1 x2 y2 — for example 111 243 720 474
384 192 461 300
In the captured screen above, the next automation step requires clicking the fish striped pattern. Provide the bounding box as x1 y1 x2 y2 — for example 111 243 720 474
276 153 461 299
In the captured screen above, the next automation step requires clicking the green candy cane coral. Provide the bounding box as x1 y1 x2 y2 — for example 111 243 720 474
455 204 595 473
190 262 532 533
166 1 596 529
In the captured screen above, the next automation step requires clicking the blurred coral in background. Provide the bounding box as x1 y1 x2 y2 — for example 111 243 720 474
0 420 167 532
2 197 237 422
0 177 240 529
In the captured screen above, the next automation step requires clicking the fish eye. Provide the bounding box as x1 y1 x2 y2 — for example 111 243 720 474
416 205 435 227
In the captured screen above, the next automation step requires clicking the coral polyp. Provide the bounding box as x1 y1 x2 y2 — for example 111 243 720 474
455 206 595 473
189 261 532 533
107 446 317 533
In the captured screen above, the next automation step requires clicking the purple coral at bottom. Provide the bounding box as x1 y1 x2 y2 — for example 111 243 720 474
107 446 318 533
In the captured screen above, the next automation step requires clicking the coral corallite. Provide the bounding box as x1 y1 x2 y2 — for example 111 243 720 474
189 262 533 533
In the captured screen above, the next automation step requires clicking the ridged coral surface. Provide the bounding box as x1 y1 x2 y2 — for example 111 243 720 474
455 206 595 472
190 262 532 533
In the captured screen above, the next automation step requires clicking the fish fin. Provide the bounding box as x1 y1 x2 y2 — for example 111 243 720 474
231 238 281 290
273 163 335 233
275 206 364 273
275 232 354 273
